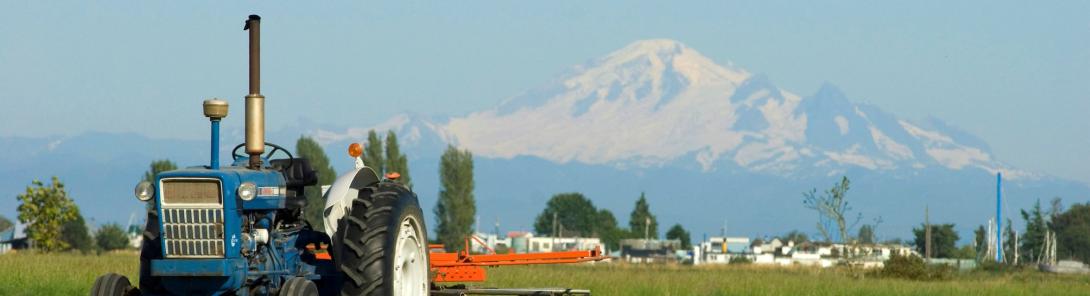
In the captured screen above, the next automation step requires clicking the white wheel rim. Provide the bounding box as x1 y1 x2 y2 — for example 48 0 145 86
392 216 428 296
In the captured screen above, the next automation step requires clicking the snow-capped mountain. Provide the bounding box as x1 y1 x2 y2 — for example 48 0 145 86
324 39 1029 181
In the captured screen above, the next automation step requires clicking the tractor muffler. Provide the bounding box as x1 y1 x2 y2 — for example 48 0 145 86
244 14 265 169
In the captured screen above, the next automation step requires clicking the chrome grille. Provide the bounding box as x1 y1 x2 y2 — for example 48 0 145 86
162 208 225 258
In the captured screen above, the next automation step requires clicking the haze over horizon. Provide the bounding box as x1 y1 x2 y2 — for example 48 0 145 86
2 2 1086 185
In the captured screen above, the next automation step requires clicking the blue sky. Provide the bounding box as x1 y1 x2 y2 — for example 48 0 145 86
1 1 1087 183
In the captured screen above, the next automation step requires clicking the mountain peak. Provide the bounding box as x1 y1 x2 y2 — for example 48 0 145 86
613 39 687 57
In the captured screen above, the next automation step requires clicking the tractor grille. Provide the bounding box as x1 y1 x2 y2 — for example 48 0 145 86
162 208 225 258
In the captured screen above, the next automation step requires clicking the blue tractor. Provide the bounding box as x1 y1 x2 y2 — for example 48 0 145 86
92 15 430 296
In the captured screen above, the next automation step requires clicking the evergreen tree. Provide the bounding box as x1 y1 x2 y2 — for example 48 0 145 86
533 193 598 237
1020 199 1048 263
60 207 93 254
95 223 130 252
665 224 692 249
435 145 475 252
295 136 338 230
628 192 659 239
974 225 987 258
384 130 412 187
364 130 385 174
16 177 78 252
1003 218 1017 263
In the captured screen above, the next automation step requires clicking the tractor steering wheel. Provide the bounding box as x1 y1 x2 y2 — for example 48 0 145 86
232 142 294 169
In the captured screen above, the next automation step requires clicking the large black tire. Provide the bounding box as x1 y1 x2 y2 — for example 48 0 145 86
336 182 429 296
91 273 135 296
138 209 166 294
279 277 319 296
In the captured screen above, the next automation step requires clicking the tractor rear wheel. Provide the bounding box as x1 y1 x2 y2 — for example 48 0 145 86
336 183 429 296
91 273 135 296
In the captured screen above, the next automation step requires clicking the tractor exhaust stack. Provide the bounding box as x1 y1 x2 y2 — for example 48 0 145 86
244 15 265 169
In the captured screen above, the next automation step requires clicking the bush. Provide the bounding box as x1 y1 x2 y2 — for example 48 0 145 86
879 253 953 280
729 255 752 264
94 224 130 253
975 260 1029 273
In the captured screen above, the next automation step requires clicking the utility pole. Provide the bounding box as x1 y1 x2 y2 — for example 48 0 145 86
925 205 932 260
552 212 558 252
645 217 651 240
996 172 1003 263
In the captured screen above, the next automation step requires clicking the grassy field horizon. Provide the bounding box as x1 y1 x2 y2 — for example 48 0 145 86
2 252 1088 295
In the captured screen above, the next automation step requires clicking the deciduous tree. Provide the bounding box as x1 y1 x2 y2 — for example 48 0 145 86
16 177 78 252
61 207 92 254
0 215 12 233
912 223 959 258
384 130 412 187
803 176 861 243
783 230 810 244
95 223 130 252
295 136 337 230
666 224 692 249
858 224 876 244
595 209 623 251
1052 203 1090 262
435 145 475 252
533 193 598 237
364 130 385 174
143 159 177 183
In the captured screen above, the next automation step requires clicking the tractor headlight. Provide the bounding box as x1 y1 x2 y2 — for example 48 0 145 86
134 181 153 202
238 182 257 201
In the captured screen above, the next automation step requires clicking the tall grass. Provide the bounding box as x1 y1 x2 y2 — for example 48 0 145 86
480 263 1090 296
0 251 138 296
1 252 1087 295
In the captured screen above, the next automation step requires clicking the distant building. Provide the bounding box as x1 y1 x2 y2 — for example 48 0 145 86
693 237 750 265
620 239 681 263
0 224 29 254
471 232 602 254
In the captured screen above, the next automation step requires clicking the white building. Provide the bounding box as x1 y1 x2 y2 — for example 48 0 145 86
693 237 750 265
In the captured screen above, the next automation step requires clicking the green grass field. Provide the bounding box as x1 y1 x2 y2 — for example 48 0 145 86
2 252 1088 295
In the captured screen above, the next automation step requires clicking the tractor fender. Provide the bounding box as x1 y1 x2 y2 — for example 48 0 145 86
321 166 381 235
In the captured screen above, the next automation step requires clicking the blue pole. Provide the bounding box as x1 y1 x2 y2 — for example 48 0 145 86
996 172 1002 262
211 119 221 169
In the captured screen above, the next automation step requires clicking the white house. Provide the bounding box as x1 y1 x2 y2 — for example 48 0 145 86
693 237 750 265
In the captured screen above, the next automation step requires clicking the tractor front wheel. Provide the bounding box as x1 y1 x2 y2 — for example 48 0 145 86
336 183 429 296
91 273 135 296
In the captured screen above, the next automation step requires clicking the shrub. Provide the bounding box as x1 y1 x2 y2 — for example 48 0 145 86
729 255 752 264
880 253 953 280
94 224 130 253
